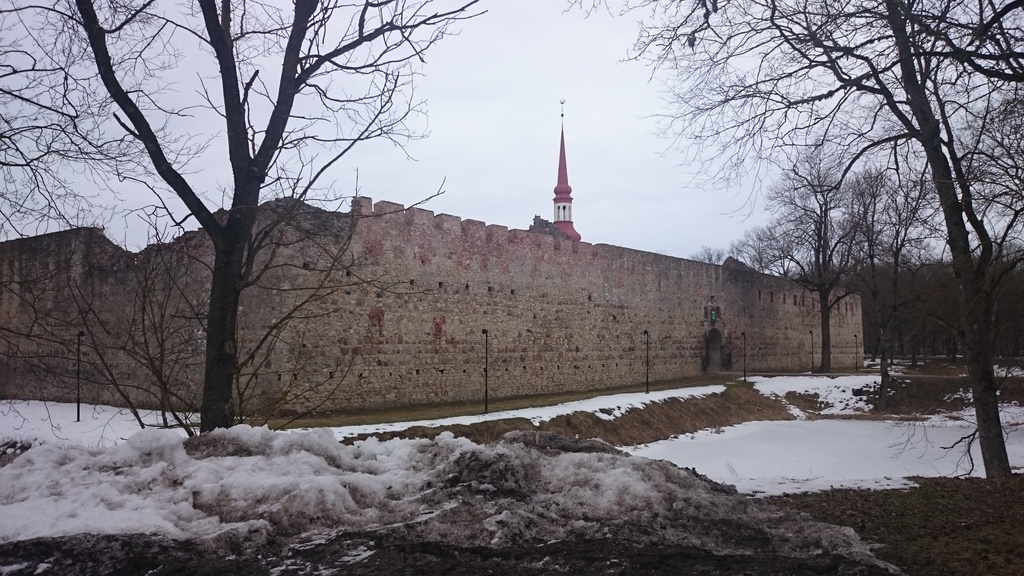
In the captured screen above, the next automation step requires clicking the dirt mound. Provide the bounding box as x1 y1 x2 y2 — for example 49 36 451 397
349 383 793 447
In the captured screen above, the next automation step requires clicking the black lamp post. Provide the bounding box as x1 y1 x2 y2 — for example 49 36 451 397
809 330 814 373
76 330 85 422
741 331 746 382
482 328 489 413
643 330 650 393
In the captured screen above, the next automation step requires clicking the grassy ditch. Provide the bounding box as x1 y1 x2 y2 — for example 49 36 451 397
341 372 1023 576
344 382 793 446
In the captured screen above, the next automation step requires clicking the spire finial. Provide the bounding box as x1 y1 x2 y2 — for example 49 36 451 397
552 105 581 242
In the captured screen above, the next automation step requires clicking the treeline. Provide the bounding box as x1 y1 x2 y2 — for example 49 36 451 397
693 156 1023 399
856 263 1024 363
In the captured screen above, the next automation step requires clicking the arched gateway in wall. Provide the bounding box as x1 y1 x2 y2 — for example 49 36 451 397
704 328 723 372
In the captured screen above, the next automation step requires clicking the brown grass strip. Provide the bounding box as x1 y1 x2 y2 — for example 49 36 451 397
345 383 794 447
771 475 1024 576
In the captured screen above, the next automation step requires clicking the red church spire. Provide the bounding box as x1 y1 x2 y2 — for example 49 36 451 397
553 102 581 242
554 128 572 200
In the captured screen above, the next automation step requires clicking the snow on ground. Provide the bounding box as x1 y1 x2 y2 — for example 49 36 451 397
0 385 725 449
751 374 877 416
0 401 189 448
0 425 466 543
2 375 1023 545
994 365 1024 378
0 423 882 565
628 418 1024 496
627 375 1024 496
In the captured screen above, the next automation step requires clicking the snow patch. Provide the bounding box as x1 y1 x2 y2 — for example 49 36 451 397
752 375 876 414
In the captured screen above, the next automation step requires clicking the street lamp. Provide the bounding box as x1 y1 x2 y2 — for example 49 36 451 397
809 330 814 373
76 330 85 422
643 330 650 393
741 331 747 382
481 328 489 413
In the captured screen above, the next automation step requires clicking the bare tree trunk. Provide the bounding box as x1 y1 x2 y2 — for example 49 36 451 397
962 289 1010 476
878 328 892 411
200 229 249 432
818 291 832 373
884 0 1010 477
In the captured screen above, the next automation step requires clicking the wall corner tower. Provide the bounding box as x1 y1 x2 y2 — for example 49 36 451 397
553 106 582 242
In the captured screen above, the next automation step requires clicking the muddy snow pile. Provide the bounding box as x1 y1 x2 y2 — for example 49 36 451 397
0 425 897 572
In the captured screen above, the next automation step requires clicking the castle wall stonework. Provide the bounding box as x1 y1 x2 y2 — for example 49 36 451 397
0 198 863 414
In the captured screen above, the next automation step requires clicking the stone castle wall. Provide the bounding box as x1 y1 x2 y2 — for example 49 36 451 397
0 198 863 413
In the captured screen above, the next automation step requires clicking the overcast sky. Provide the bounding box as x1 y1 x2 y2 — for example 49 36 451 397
108 0 772 258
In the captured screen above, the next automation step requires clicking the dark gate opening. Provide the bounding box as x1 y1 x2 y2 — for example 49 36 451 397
705 328 723 372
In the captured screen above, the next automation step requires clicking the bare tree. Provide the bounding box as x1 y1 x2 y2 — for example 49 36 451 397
5 0 481 431
849 165 939 407
739 148 858 372
689 245 728 264
0 8 128 237
614 0 1023 475
729 226 779 274
910 0 1024 83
